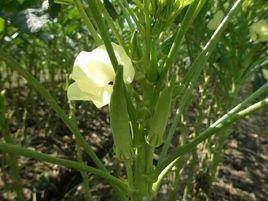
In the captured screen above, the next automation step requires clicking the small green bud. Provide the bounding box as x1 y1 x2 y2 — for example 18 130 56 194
146 86 173 147
109 66 133 160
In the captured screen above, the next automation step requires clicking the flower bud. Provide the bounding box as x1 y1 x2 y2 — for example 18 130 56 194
109 66 133 160
146 86 173 147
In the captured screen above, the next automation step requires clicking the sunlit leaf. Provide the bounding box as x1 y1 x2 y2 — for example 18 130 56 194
0 17 4 33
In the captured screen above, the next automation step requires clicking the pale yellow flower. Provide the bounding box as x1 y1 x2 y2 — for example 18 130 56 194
250 20 268 42
67 43 135 108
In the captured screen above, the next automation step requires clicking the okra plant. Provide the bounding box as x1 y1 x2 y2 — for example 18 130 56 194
0 0 267 200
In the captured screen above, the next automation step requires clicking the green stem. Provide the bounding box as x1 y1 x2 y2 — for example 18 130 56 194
116 0 135 31
74 0 101 44
168 156 188 201
97 1 129 53
133 0 143 11
208 129 230 185
0 143 128 193
152 157 183 196
212 82 268 126
133 144 151 200
133 147 144 200
193 0 207 19
84 6 98 28
0 50 106 171
77 145 94 201
159 109 181 162
160 0 202 82
145 145 154 173
68 97 93 201
124 159 134 199
159 0 244 162
87 0 118 71
154 95 268 178
182 0 243 88
182 151 197 199
144 0 151 74
121 0 143 34
176 0 243 113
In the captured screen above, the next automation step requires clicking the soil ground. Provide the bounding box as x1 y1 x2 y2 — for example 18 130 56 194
210 110 268 201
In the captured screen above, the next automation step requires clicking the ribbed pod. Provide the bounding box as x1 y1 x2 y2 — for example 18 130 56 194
146 86 173 147
109 66 133 160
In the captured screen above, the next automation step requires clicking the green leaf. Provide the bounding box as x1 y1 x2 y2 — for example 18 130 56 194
17 0 25 4
0 17 4 33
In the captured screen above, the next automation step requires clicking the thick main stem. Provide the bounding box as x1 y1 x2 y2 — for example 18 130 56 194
133 143 155 201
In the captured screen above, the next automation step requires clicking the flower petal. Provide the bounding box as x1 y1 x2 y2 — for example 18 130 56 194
72 52 115 90
95 43 135 83
71 65 102 95
68 82 113 108
112 43 135 83
67 82 94 101
68 43 135 108
92 85 113 108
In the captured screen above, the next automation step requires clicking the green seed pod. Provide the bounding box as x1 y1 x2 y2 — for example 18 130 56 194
147 43 159 83
146 86 173 147
109 65 133 160
131 30 142 63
